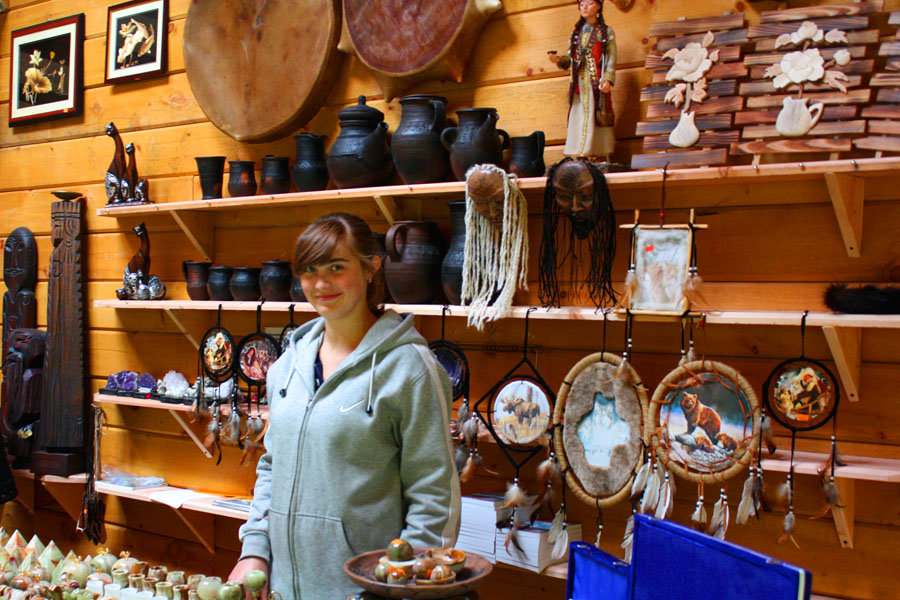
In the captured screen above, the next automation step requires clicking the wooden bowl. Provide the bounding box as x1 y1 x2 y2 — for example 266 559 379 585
343 550 492 599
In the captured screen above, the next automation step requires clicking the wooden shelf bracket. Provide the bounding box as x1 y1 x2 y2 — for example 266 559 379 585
42 480 85 522
168 410 214 459
824 172 864 258
172 507 216 554
831 477 855 550
171 210 214 262
821 326 861 403
164 308 201 351
373 195 400 225
11 474 35 515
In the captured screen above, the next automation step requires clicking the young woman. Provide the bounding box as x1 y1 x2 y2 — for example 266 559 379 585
230 213 460 599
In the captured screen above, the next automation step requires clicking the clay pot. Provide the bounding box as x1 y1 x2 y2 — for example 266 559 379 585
392 95 450 184
441 201 466 305
509 131 546 177
183 260 212 301
259 260 292 301
292 134 329 192
441 108 509 181
260 156 291 194
384 221 444 304
289 275 307 303
326 96 393 189
230 267 261 301
372 233 392 303
206 266 234 301
195 156 226 199
227 161 257 197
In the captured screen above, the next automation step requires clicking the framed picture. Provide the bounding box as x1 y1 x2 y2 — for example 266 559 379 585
105 0 168 84
630 225 693 313
9 14 84 126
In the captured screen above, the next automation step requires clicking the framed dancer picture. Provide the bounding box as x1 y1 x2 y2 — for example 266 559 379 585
105 0 168 84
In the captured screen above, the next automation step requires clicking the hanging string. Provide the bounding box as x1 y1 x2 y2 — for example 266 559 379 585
658 164 669 227
594 501 604 547
601 309 608 356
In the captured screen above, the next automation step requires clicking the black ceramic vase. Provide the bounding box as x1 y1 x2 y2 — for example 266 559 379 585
290 275 307 303
441 201 466 305
196 156 226 199
509 131 546 178
441 108 509 181
384 221 444 304
207 266 233 301
228 160 257 197
372 232 392 303
260 156 291 194
392 95 450 185
230 267 261 301
293 134 329 192
183 260 212 301
260 260 292 301
327 96 393 189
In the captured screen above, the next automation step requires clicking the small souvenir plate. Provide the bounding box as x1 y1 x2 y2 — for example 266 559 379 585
200 326 235 382
763 359 838 432
236 333 279 384
429 341 469 402
650 360 759 484
490 376 552 446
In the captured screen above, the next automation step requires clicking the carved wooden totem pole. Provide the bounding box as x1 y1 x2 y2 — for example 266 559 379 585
33 194 85 476
1 227 41 466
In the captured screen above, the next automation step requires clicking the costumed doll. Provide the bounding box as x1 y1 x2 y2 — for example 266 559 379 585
462 164 529 330
548 0 617 161
539 157 617 308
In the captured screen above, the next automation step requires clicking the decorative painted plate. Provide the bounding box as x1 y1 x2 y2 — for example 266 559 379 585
200 326 235 383
763 358 839 432
489 376 552 446
235 333 280 385
429 340 469 401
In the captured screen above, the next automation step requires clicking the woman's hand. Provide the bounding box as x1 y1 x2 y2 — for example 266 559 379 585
228 558 269 600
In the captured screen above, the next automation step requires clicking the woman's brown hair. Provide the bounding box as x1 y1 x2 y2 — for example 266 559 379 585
293 213 386 316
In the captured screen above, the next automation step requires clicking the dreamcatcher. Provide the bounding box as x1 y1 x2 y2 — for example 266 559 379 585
472 308 556 552
761 311 840 546
648 341 760 542
553 310 648 562
279 304 299 353
196 304 237 460
235 303 278 466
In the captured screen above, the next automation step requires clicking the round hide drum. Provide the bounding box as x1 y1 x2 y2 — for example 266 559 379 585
184 0 343 142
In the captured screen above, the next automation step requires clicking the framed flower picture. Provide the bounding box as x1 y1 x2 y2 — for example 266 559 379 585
9 14 84 126
105 0 168 84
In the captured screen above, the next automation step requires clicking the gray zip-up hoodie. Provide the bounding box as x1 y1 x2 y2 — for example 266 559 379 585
238 310 461 599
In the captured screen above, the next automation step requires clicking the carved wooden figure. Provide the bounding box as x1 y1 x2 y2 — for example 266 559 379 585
105 123 126 205
2 329 46 466
117 222 166 300
34 195 85 476
126 143 150 203
2 227 39 465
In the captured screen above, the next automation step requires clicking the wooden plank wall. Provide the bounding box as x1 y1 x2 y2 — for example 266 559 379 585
2 1 900 598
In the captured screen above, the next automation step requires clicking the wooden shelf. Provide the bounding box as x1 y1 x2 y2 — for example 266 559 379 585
760 449 900 483
11 469 87 520
94 393 268 459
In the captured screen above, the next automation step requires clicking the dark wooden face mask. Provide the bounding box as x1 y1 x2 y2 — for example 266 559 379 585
552 159 596 239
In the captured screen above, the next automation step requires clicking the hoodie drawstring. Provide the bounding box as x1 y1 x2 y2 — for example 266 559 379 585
279 366 296 397
366 351 378 415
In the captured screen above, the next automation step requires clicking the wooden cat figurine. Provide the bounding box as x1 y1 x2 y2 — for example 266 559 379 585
105 122 127 204
124 143 149 203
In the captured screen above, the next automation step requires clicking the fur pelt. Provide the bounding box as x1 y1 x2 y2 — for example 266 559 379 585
824 284 900 314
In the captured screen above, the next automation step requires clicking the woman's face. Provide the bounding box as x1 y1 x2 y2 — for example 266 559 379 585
299 244 376 323
579 0 601 20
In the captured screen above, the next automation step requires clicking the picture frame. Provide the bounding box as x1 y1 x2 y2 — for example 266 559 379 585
105 0 168 84
630 225 693 314
9 14 84 126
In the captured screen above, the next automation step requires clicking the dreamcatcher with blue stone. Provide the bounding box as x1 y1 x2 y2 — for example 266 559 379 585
196 304 237 462
761 311 840 546
554 310 649 562
473 308 556 553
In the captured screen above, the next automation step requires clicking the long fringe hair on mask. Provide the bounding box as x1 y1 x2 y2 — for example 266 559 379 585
462 164 529 330
538 158 617 308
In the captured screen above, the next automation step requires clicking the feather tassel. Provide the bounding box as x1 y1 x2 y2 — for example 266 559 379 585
594 522 603 547
684 269 706 305
641 465 661 514
654 474 673 520
630 456 651 500
621 514 635 563
777 510 800 548
454 444 467 474
620 269 636 309
707 490 729 540
457 401 470 428
459 452 476 483
736 467 756 525
504 512 525 554
462 416 479 447
761 414 778 455
504 478 527 508
667 467 677 498
690 496 707 531
537 452 562 485
473 450 498 476
536 482 557 517
548 505 565 544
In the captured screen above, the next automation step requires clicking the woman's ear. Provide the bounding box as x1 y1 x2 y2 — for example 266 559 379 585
369 253 383 277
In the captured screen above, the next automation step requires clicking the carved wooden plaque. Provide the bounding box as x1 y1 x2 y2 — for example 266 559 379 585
339 0 501 99
38 199 85 454
2 227 37 373
183 0 343 142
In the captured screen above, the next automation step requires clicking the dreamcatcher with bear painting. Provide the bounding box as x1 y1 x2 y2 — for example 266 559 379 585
466 308 556 553
761 311 840 546
553 310 650 562
646 317 760 544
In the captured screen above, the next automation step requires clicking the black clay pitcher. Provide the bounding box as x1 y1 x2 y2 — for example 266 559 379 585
260 156 291 195
384 221 444 304
509 131 546 178
195 156 226 199
392 95 449 185
230 267 261 301
441 201 466 305
227 160 257 197
441 108 509 181
183 260 212 301
292 134 329 192
259 260 292 301
327 96 393 189
207 266 233 301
